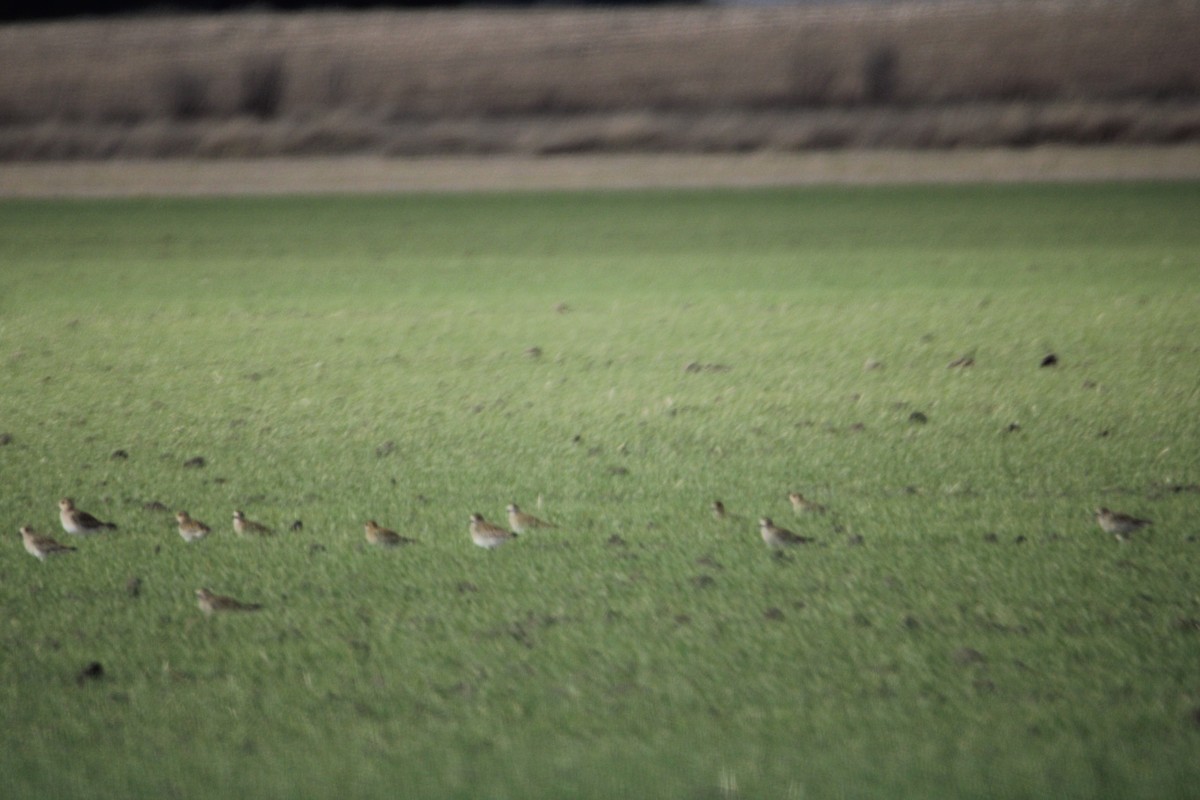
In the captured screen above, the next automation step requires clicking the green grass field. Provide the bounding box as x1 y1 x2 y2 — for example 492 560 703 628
2 183 1199 799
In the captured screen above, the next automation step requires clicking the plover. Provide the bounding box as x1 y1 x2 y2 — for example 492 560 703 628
759 517 814 549
195 588 262 615
232 510 274 537
21 526 77 561
470 513 517 549
59 497 117 535
1095 507 1152 541
506 503 555 533
365 520 412 547
788 492 827 514
176 511 211 542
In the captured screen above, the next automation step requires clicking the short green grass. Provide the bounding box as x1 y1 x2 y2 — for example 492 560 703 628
1 183 1199 799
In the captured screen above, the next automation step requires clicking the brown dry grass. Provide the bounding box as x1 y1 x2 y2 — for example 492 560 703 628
0 2 1198 159
4 148 1199 197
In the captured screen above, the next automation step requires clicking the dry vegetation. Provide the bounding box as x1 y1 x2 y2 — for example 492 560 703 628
1 1 1198 159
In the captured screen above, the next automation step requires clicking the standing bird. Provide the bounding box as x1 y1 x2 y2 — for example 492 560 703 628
788 492 827 514
195 588 262 615
176 511 211 542
1095 507 1152 541
365 520 412 547
759 517 814 549
59 497 117 535
506 503 555 533
232 510 274 537
470 513 518 549
21 526 77 561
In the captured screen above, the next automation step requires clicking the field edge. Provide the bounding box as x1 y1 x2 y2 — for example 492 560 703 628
3 146 1200 197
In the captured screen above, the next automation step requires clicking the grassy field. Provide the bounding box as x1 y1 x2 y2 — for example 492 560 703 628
1 183 1199 798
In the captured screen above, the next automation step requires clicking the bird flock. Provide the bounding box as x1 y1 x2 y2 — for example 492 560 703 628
19 494 1152 613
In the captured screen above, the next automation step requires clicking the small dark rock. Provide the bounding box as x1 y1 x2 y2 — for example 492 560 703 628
524 347 542 359
691 574 716 589
674 614 692 626
126 577 142 597
1014 535 1027 544
183 456 206 468
0 433 12 446
606 534 626 548
110 449 129 460
1004 422 1021 433
763 607 785 621
1040 353 1059 367
77 661 104 684
290 520 304 531
909 411 929 424
1098 429 1111 438
903 615 921 630
983 532 999 543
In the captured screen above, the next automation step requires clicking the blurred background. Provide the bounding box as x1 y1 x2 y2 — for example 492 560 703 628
1 0 1197 160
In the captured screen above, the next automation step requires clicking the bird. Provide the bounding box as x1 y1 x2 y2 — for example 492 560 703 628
759 517 814 549
710 499 746 522
470 513 517 549
365 520 413 547
788 492 827 514
195 588 262 615
21 526 77 561
58 497 117 535
176 511 211 542
506 503 554 533
232 510 274 537
1095 507 1152 541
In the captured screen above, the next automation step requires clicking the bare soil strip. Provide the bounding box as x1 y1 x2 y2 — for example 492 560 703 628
2 148 1199 197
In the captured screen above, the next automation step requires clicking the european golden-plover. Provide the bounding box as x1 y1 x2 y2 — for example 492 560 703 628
59 497 117 535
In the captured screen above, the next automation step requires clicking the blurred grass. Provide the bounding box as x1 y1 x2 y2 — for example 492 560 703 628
1 184 1199 798
1 5 1199 157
